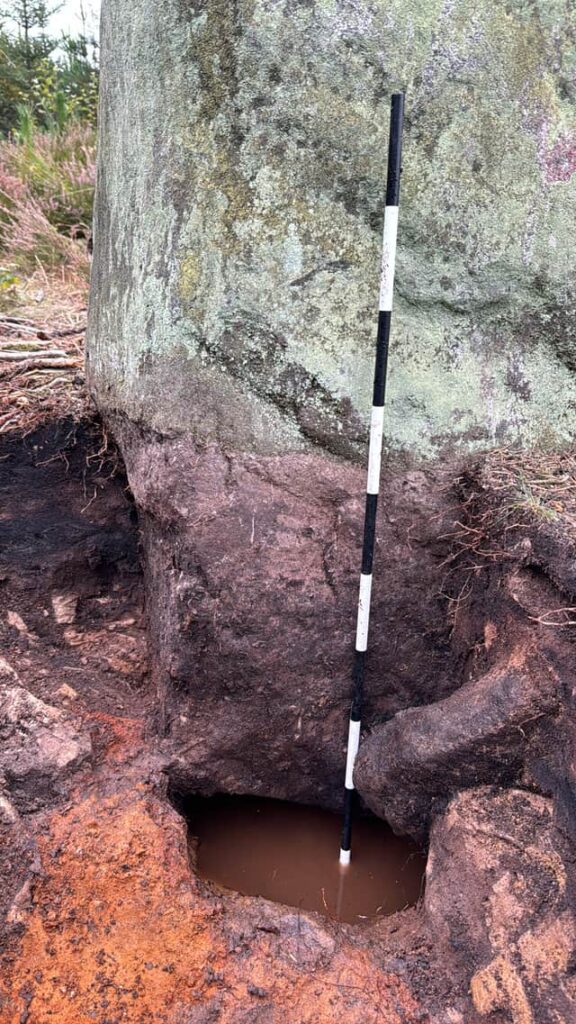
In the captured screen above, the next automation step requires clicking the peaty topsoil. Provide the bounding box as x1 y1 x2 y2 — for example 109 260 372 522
0 417 148 724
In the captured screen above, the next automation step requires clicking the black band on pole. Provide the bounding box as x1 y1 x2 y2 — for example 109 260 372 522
373 311 391 407
341 788 355 854
361 493 379 575
339 93 405 866
385 93 404 207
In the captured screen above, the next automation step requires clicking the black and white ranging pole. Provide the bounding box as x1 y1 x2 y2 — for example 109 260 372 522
339 92 405 868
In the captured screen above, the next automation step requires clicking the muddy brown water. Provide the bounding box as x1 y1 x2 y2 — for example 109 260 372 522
186 795 426 925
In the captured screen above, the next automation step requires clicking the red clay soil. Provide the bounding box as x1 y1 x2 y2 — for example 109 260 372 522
1 769 426 1024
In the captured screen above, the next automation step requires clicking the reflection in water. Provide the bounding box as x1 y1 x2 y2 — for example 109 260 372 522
186 795 425 925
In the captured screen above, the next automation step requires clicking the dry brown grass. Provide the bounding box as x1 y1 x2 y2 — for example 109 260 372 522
438 446 576 631
442 446 576 568
465 447 576 544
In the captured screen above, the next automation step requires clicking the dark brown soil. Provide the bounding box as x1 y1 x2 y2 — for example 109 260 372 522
0 416 149 723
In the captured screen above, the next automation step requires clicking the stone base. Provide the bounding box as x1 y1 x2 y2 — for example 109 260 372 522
116 419 460 806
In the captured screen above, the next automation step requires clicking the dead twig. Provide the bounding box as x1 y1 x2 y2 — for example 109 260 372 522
0 350 73 361
528 607 576 627
37 325 85 340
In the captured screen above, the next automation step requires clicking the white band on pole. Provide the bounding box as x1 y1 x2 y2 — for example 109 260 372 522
344 719 361 789
366 406 385 495
355 573 373 652
379 205 399 312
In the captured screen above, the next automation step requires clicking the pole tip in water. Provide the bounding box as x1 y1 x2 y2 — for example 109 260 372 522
339 849 351 867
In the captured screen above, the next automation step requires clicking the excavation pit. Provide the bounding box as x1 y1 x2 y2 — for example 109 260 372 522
182 794 426 925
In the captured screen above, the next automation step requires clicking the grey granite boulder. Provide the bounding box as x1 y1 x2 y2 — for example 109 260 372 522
89 0 576 455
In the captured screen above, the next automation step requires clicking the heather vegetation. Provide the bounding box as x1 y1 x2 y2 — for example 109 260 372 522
0 1 98 307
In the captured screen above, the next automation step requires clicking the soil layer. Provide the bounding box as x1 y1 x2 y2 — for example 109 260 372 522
0 418 436 1023
1 416 576 1023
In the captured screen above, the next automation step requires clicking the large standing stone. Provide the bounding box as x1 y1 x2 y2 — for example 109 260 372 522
87 0 576 800
89 0 576 453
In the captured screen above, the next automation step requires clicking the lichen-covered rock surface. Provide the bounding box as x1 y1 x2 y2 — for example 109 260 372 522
89 0 576 454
